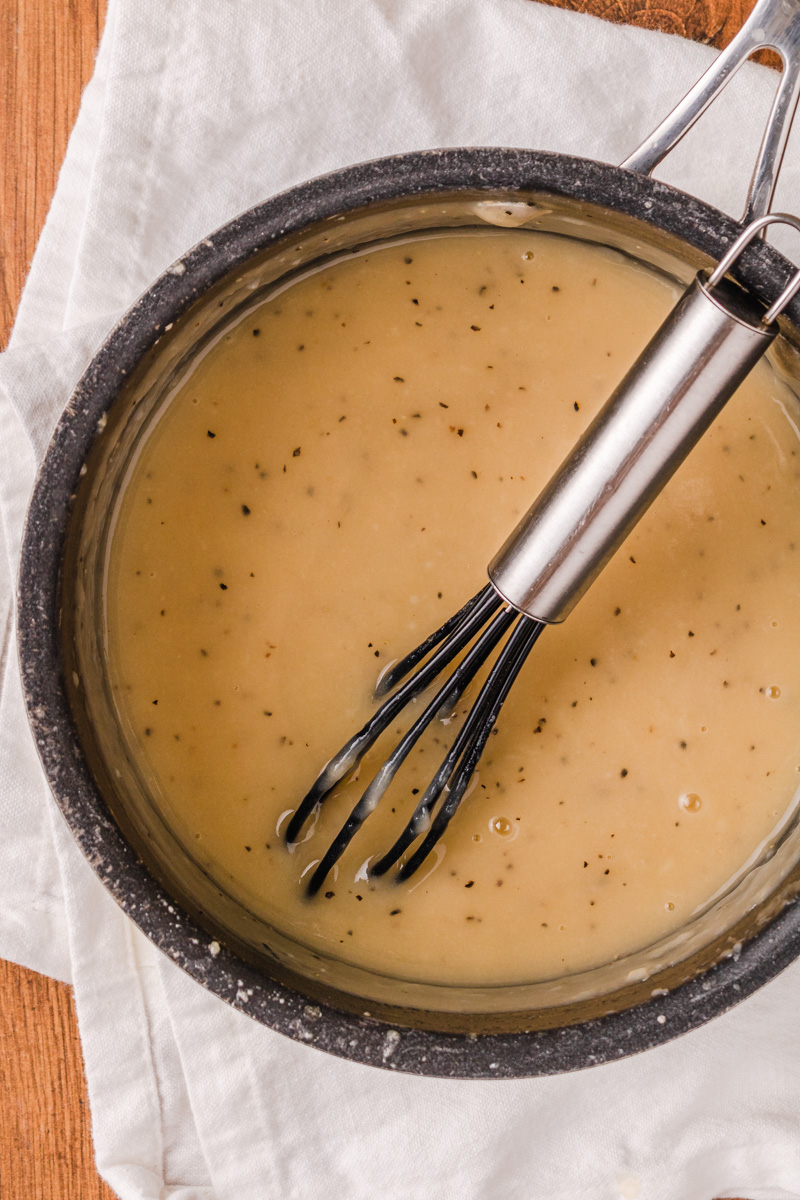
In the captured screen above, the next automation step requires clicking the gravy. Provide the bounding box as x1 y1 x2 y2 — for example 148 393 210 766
105 230 800 986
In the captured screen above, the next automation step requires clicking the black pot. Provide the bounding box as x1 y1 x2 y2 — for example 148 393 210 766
17 142 800 1078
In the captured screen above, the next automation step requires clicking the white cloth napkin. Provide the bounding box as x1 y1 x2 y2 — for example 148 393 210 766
4 2 800 1197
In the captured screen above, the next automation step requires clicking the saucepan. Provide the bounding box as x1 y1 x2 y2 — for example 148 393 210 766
17 0 800 1077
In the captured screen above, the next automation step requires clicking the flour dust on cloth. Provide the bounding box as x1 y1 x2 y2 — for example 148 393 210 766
2 1 800 1197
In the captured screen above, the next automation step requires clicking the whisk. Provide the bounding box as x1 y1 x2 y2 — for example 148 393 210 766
286 214 800 895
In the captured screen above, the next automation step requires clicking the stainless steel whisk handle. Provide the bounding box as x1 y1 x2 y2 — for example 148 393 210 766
488 214 800 625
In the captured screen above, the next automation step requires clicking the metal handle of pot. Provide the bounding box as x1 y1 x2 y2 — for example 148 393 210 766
623 0 800 224
488 213 800 624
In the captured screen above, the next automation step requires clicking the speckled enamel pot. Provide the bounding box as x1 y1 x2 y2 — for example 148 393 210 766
18 149 800 1078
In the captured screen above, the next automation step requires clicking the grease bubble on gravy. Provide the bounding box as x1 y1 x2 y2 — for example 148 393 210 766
104 230 800 988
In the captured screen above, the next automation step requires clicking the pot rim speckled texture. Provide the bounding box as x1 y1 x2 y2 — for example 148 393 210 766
17 147 800 1079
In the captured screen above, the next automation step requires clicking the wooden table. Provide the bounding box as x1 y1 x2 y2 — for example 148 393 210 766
0 0 763 1194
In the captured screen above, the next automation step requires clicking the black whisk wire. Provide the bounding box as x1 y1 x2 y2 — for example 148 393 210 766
373 583 496 699
396 615 544 880
284 584 501 847
372 614 544 878
304 603 518 895
286 582 545 894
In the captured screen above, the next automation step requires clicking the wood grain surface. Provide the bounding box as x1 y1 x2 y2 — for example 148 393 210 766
1 0 105 346
1 6 112 1198
0 0 764 1195
0 958 113 1200
557 0 751 45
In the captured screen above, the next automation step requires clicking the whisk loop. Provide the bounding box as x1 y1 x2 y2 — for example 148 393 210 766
285 585 544 894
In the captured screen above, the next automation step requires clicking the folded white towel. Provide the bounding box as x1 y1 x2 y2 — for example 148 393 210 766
3 2 800 1196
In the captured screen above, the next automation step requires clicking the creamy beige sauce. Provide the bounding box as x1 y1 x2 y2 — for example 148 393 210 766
106 230 800 986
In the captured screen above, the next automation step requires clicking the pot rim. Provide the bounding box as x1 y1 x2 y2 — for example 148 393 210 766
17 145 800 1079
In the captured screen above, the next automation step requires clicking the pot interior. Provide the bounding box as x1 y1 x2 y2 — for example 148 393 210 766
60 186 800 1035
